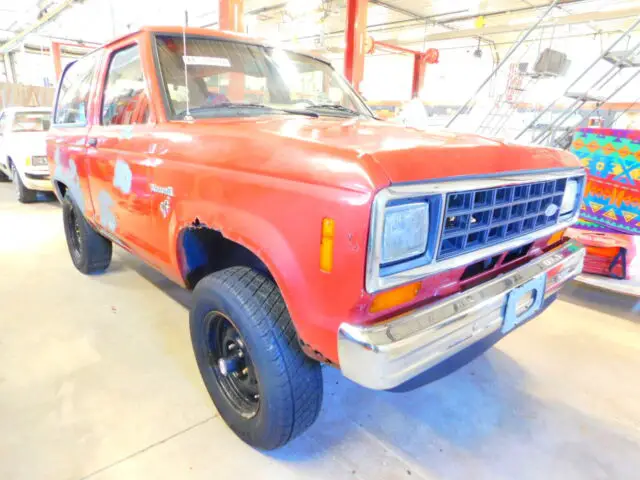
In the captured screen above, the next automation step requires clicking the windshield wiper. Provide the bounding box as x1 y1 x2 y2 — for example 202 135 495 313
306 104 361 116
178 103 318 118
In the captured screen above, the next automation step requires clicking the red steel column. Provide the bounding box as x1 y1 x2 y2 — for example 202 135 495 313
51 41 62 81
412 53 427 99
219 0 245 101
344 0 367 92
219 0 244 32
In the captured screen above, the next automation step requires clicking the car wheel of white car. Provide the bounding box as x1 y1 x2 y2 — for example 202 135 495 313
12 164 37 203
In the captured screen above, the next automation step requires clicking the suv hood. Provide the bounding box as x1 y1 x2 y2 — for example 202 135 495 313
183 116 581 190
239 116 580 183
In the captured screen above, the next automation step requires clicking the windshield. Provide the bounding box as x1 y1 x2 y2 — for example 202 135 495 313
12 112 51 132
155 35 371 119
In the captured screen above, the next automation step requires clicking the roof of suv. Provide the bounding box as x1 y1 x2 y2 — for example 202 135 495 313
101 25 329 63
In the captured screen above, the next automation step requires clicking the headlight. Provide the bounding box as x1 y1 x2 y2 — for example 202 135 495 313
31 155 48 167
560 179 579 215
381 202 429 264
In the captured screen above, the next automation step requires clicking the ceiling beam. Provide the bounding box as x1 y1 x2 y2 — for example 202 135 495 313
0 0 77 54
294 0 590 42
420 6 640 41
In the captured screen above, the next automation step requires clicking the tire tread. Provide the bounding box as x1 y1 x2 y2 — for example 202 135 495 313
62 192 112 274
194 266 322 448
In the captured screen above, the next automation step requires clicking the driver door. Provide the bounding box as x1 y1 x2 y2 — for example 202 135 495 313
86 41 155 258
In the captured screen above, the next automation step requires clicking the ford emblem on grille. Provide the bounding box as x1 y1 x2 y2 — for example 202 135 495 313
544 204 559 217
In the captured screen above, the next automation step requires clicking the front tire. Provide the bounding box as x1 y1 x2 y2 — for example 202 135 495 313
12 164 37 203
190 267 323 450
62 192 112 274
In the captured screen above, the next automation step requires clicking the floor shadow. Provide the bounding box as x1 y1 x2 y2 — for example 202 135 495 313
89 236 639 478
271 348 640 479
270 349 526 462
559 282 639 323
113 250 192 309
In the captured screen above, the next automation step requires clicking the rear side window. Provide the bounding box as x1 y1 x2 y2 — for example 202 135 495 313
54 54 97 126
102 45 149 126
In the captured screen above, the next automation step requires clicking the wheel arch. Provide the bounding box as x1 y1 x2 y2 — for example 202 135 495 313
52 179 68 202
173 208 314 353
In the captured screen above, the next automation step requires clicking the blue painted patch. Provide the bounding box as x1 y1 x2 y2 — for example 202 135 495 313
97 190 117 231
182 229 208 271
53 146 86 213
113 159 132 194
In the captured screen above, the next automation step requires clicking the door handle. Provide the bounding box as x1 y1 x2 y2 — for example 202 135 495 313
87 137 98 147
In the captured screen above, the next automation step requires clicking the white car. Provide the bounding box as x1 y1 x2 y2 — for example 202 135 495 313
0 106 53 203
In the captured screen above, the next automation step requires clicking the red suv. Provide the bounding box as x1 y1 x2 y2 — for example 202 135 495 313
48 26 586 449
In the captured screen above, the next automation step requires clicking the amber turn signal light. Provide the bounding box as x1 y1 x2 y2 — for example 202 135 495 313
320 218 334 272
546 229 566 246
370 282 421 313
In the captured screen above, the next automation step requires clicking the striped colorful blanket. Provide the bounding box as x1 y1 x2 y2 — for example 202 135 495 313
570 127 640 235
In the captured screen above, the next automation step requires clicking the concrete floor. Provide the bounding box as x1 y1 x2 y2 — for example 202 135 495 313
1 182 640 480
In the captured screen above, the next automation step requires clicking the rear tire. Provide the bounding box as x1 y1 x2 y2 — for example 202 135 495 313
62 192 112 274
190 267 323 450
12 164 37 203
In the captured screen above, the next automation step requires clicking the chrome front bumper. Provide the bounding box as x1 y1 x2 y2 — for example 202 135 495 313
338 240 585 390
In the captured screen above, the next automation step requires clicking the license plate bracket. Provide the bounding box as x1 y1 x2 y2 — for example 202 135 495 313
502 274 546 334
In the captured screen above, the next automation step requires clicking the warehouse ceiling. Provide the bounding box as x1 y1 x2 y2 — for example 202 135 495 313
0 0 638 57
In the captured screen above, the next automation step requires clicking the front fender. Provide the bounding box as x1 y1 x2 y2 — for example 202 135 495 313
167 176 374 362
170 198 308 318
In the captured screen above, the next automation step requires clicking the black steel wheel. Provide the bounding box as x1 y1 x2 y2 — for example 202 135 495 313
191 267 323 450
62 191 112 274
66 202 84 261
207 311 260 418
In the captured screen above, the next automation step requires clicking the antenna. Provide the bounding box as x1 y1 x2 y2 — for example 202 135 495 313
182 10 193 120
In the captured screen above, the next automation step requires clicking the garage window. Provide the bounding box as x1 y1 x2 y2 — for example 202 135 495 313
102 45 149 126
54 54 97 126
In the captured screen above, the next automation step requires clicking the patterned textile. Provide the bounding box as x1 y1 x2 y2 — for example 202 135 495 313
570 128 640 235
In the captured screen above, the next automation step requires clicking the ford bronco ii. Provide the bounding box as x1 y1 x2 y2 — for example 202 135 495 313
47 26 586 450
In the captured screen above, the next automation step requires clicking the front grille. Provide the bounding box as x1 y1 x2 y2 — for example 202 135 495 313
437 178 573 260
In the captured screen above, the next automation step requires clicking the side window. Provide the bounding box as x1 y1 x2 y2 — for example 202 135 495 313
102 45 149 126
54 55 97 125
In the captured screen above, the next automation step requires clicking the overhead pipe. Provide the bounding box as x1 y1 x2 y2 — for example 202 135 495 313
426 6 640 42
0 0 77 54
293 0 591 42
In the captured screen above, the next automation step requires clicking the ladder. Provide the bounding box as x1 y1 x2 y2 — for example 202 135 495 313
475 42 558 139
446 0 559 129
514 17 640 146
476 67 533 138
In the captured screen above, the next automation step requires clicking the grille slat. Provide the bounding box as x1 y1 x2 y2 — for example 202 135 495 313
437 178 577 261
